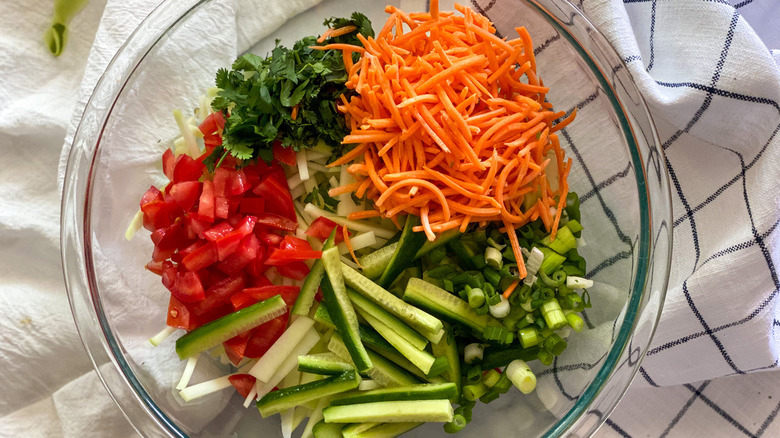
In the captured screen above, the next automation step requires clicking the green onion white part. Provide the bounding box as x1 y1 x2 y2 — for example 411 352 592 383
566 276 593 289
506 359 536 394
463 343 484 364
488 295 510 318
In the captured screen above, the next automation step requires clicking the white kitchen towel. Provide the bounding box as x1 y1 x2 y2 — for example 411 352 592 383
1 1 779 438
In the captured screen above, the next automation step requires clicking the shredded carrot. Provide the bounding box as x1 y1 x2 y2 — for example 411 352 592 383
502 279 520 299
290 104 299 121
327 3 576 273
343 225 361 268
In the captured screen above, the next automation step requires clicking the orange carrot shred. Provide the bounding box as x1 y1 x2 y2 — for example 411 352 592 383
343 225 361 268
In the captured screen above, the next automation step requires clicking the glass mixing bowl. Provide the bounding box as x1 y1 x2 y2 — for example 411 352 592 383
61 0 672 436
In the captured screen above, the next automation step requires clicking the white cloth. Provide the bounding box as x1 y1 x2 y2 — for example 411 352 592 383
0 1 779 438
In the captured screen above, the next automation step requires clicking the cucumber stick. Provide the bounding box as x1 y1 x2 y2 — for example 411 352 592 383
431 323 461 401
378 216 427 288
298 353 355 375
404 278 492 337
312 420 344 438
341 263 443 343
175 295 286 359
257 370 361 417
329 333 420 387
359 229 462 281
347 289 428 350
321 247 372 373
329 383 457 406
342 423 380 438
249 316 316 382
360 311 443 377
293 229 337 317
348 422 422 438
322 400 453 423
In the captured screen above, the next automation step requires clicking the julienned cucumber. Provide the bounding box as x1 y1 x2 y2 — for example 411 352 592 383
347 422 422 438
329 333 420 387
312 420 344 438
347 288 429 350
431 323 461 401
329 382 457 406
256 370 361 417
322 400 454 423
341 423 381 438
297 353 355 375
359 229 461 281
341 263 444 343
403 278 492 337
175 295 286 359
292 229 337 317
321 247 372 373
378 216 427 288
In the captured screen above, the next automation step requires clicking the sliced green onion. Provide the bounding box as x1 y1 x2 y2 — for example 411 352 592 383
518 327 540 348
565 219 583 234
566 313 584 332
488 295 510 319
465 365 482 384
538 247 566 275
543 334 567 356
464 343 484 364
485 247 503 270
524 247 544 276
482 369 501 388
444 414 467 433
462 383 488 401
565 192 581 222
537 350 554 366
506 360 536 394
540 299 568 330
541 226 577 255
482 267 502 287
468 287 485 308
566 276 594 290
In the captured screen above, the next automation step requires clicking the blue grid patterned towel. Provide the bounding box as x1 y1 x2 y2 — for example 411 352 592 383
468 0 779 436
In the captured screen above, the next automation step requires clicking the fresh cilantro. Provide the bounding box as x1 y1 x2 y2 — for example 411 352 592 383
206 13 373 166
304 181 340 213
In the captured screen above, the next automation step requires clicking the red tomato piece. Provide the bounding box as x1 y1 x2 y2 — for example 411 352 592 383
279 235 313 251
162 149 176 181
199 111 225 137
264 249 322 265
247 272 272 287
204 222 233 241
245 246 267 278
273 140 297 166
151 222 187 262
253 177 296 221
145 260 165 275
167 295 197 331
216 232 243 261
213 167 232 197
276 261 310 280
181 241 218 272
255 229 284 248
305 216 347 244
192 275 245 315
254 213 298 232
169 181 202 212
198 180 216 222
230 285 300 310
224 334 249 367
169 270 206 303
232 216 257 237
184 212 209 240
227 169 251 197
245 312 289 358
140 185 164 208
141 200 179 231
173 154 205 183
239 197 265 215
217 234 261 276
228 374 256 399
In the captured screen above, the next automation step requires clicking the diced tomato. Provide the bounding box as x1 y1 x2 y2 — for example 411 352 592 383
167 295 196 331
227 169 251 196
162 149 175 181
181 241 218 272
192 275 245 315
239 197 265 215
245 312 289 358
217 234 261 276
141 200 179 231
145 260 165 275
169 181 202 211
254 213 297 232
305 216 347 244
230 285 300 310
215 196 230 219
273 140 297 166
184 212 209 240
279 235 313 251
228 374 256 399
265 249 322 266
247 272 272 287
196 303 234 326
232 216 257 237
215 232 243 261
204 222 233 241
255 229 284 247
140 185 164 208
199 112 225 147
276 261 310 280
169 270 206 303
253 177 296 221
265 163 289 187
198 180 216 222
224 334 249 367
213 167 231 197
172 154 205 183
245 246 267 277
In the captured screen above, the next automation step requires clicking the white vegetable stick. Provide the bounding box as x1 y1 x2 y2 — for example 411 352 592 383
304 204 396 239
290 184 306 201
255 328 320 399
337 231 377 254
308 162 339 174
341 256 360 270
179 376 231 402
329 176 340 187
301 397 331 438
173 109 200 157
295 201 314 224
176 357 198 390
125 210 144 241
296 149 310 181
242 386 258 408
249 317 316 382
303 175 317 193
566 276 594 289
287 173 304 190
